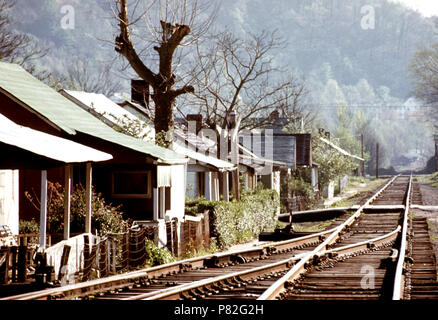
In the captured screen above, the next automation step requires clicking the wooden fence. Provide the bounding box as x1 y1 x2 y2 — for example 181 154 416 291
180 211 210 256
0 245 33 284
2 213 212 285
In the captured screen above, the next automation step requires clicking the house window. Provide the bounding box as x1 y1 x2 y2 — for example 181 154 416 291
111 170 151 198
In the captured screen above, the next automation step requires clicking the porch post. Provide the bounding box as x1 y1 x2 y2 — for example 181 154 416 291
63 165 72 240
85 162 92 234
205 172 211 200
153 188 159 220
222 172 229 202
39 170 48 249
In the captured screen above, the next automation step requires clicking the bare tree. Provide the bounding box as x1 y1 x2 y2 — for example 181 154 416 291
186 30 310 134
111 0 217 143
0 0 47 75
66 57 122 97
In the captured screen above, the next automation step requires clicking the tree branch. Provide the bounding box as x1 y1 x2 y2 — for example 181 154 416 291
115 0 158 86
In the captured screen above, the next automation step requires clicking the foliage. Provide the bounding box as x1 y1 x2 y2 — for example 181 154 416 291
183 237 218 259
312 135 358 190
409 43 438 129
155 130 172 148
25 181 128 236
19 218 39 234
6 0 436 170
185 188 279 249
185 197 221 216
280 173 316 210
145 239 175 266
112 114 154 142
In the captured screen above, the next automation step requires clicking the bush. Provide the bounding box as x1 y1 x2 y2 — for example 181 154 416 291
312 136 358 189
185 188 279 249
280 174 317 211
25 181 128 236
19 218 39 234
145 239 175 266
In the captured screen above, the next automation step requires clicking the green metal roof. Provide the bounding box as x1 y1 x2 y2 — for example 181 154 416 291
0 62 187 164
0 113 112 167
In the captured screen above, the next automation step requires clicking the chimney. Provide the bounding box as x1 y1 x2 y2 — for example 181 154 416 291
187 114 203 134
226 111 237 129
131 79 149 107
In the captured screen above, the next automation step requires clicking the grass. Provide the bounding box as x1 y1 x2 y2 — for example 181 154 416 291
293 220 334 233
180 238 219 259
427 220 438 243
328 177 388 208
417 172 438 188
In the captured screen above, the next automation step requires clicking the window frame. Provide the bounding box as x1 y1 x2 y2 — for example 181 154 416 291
111 170 152 199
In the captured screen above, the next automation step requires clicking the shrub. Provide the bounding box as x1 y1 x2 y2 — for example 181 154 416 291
25 181 128 236
19 218 39 234
280 174 317 210
145 239 175 266
185 188 279 250
312 136 358 190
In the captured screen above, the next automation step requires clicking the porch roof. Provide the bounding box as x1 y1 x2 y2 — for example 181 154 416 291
172 140 236 172
0 114 112 169
0 62 186 165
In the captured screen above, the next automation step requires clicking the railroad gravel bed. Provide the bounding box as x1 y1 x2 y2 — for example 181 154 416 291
412 180 438 274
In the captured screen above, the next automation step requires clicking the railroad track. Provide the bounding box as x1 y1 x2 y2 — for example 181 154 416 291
1 226 329 300
403 178 438 299
142 175 410 300
4 175 436 301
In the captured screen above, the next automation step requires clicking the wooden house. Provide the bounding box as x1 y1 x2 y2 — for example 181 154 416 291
173 128 237 201
0 113 112 248
61 90 237 203
0 62 188 247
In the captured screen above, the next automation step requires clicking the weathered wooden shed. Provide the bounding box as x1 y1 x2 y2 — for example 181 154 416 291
0 62 188 247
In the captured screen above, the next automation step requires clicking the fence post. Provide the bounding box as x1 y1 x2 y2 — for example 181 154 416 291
11 246 17 282
140 228 146 267
106 238 111 275
99 238 108 277
0 247 10 284
82 235 90 281
123 232 130 270
58 245 71 283
110 237 116 274
17 245 27 282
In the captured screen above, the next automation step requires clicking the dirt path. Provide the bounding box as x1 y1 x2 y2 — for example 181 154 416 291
412 181 438 271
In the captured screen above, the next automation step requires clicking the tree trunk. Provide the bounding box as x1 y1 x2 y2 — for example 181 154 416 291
153 90 175 135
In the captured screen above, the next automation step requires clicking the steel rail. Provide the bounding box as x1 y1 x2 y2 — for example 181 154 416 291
1 220 335 300
392 174 412 300
258 175 400 300
3 175 405 301
142 225 402 300
0 252 225 300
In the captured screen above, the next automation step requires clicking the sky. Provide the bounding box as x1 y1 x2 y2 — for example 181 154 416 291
390 0 438 17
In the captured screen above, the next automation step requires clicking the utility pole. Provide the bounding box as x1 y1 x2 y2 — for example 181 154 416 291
434 134 438 172
361 134 365 177
376 143 379 178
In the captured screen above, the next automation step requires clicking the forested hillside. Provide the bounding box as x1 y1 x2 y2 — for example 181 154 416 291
8 0 438 171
